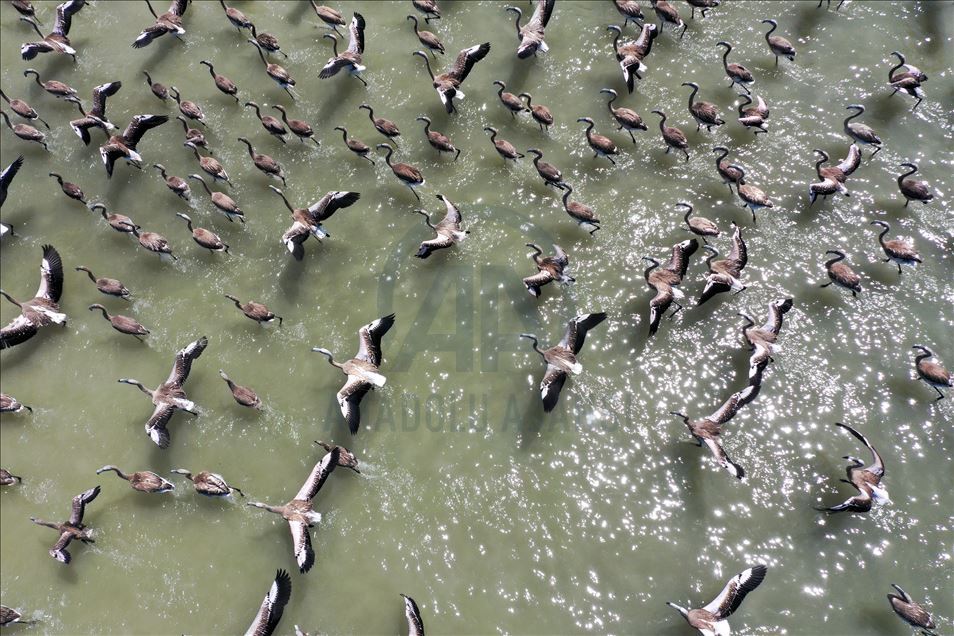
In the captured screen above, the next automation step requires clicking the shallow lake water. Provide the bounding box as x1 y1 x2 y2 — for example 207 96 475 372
0 1 952 634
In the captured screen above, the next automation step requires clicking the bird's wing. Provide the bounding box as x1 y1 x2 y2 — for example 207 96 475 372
69 485 101 525
122 114 169 147
170 0 189 17
281 223 310 261
664 240 698 277
559 312 607 355
702 564 768 619
132 24 164 48
836 144 861 176
319 56 351 79
836 422 884 477
306 191 360 222
448 42 491 83
438 196 462 225
0 155 25 193
295 447 340 501
338 377 371 435
287 520 315 574
165 335 209 387
726 225 747 268
90 81 121 119
761 298 792 335
702 436 744 479
50 531 74 564
402 595 425 636
527 0 555 29
347 12 365 54
35 244 64 303
355 313 395 365
0 314 39 349
145 403 175 448
551 244 569 267
244 569 292 636
540 364 567 412
53 0 85 36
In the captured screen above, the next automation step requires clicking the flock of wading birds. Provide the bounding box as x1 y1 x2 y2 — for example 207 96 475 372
0 0 949 634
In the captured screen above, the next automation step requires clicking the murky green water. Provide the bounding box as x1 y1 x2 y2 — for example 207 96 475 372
1 1 952 634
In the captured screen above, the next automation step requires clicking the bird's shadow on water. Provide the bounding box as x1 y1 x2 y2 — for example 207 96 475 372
857 603 902 635
314 82 359 131
55 560 79 585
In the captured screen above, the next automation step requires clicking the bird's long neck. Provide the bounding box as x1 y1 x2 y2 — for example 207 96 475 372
364 107 375 123
275 190 293 212
276 109 289 125
604 93 617 115
328 37 339 57
888 55 904 81
145 0 158 19
381 146 394 165
91 305 111 321
495 84 505 98
26 70 42 87
528 244 543 262
240 140 255 159
102 466 129 480
0 290 22 308
686 84 698 108
420 119 431 134
523 336 543 356
155 166 168 179
721 46 730 68
656 114 666 132
416 210 436 230
322 353 345 370
31 518 59 530
814 154 827 178
714 148 728 169
511 9 522 33
824 252 845 267
204 64 216 78
252 43 268 66
226 296 243 309
0 112 11 130
337 127 349 143
181 217 194 231
705 249 718 268
843 108 861 127
913 349 930 364
898 166 917 187
764 21 777 39
738 94 751 116
248 502 283 515
683 208 693 225
420 55 434 80
610 29 621 55
77 267 97 283
582 120 594 138
127 381 153 397
197 178 212 196
0 89 9 105
644 260 658 280
876 225 889 245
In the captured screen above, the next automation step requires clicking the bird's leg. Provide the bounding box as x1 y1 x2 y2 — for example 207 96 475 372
934 387 945 401
353 74 368 87
820 282 832 288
